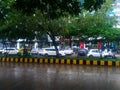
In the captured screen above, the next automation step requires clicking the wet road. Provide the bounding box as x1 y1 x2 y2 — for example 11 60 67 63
0 63 120 90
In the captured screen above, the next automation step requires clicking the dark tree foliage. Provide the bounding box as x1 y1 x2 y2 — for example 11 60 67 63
0 0 11 22
14 0 105 17
84 0 105 11
14 0 81 19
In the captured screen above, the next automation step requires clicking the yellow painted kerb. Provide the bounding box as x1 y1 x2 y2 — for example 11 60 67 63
73 59 77 64
86 60 90 65
2 57 5 62
61 59 64 64
39 58 43 63
6 58 9 62
10 58 14 62
55 59 59 64
15 58 18 62
93 60 97 65
115 61 120 66
24 58 28 63
100 60 104 66
67 59 70 64
34 58 38 63
29 58 33 63
45 59 48 63
108 61 112 66
79 60 83 65
20 58 23 62
50 59 53 64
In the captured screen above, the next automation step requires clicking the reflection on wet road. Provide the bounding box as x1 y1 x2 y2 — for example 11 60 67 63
0 63 120 90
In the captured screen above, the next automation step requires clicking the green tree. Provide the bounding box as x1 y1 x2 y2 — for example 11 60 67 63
83 0 105 11
0 0 106 56
12 0 81 56
64 0 117 45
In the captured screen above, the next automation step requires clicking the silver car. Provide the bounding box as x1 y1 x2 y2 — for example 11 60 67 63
87 49 102 58
87 49 115 58
39 48 66 56
2 48 18 55
30 48 42 55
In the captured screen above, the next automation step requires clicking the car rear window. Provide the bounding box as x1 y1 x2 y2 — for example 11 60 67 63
45 49 56 51
5 49 16 50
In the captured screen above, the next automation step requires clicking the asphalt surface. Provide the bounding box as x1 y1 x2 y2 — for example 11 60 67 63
0 63 120 90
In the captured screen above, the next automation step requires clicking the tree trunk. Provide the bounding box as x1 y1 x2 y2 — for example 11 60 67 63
69 37 72 48
47 32 59 57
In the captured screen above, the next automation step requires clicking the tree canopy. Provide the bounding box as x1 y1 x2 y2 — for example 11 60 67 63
63 0 118 43
0 0 119 50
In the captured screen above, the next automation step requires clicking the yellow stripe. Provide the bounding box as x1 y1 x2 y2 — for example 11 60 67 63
6 58 9 62
55 59 59 64
108 61 112 66
86 60 90 65
73 59 77 64
20 58 23 62
50 59 53 64
61 59 64 64
45 59 48 63
67 59 70 64
2 58 5 62
93 60 97 65
100 60 104 66
40 58 43 64
24 58 28 63
29 58 33 63
115 61 120 66
15 58 18 62
79 60 83 65
10 58 14 62
34 58 38 63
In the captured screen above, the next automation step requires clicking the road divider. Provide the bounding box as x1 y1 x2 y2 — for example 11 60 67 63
0 57 119 66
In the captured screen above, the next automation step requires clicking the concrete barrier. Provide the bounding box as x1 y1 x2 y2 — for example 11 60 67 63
0 57 119 67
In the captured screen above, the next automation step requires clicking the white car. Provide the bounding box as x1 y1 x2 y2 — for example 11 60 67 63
87 49 115 58
30 48 42 55
62 48 73 55
102 49 115 58
39 48 66 56
87 49 102 58
2 48 18 55
0 48 4 54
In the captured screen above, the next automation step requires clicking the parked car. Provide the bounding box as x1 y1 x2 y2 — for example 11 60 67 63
2 48 18 55
87 49 116 58
62 48 73 55
0 48 4 55
30 48 42 55
72 46 79 52
39 48 66 56
77 49 88 56
102 49 116 58
87 49 102 58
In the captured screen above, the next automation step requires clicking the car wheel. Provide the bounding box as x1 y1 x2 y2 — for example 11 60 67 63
4 52 8 56
89 55 93 58
112 55 116 59
37 53 39 56
59 54 64 57
31 53 33 56
104 56 107 58
44 54 48 57
38 53 42 56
